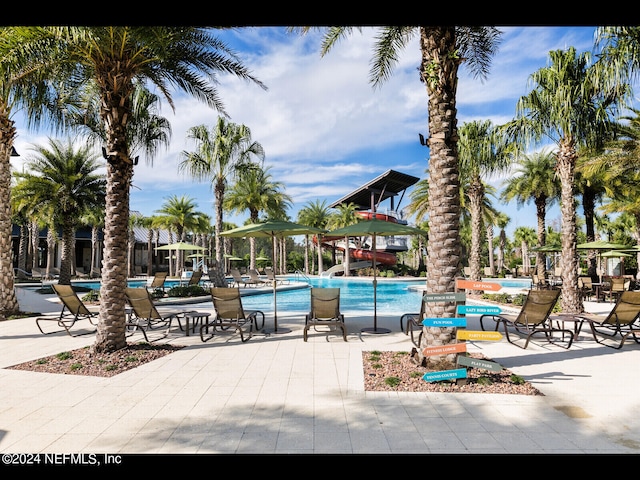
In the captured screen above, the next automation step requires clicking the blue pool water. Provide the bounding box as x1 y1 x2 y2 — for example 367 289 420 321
240 276 426 314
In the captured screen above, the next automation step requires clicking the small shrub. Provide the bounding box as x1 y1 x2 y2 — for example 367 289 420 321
81 289 100 302
409 371 422 378
384 376 401 387
477 376 493 385
70 363 83 371
105 364 118 371
56 351 72 361
124 356 138 363
36 358 48 365
510 374 525 385
372 363 383 369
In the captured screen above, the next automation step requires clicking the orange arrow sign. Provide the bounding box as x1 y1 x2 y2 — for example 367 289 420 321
423 343 467 357
456 279 501 292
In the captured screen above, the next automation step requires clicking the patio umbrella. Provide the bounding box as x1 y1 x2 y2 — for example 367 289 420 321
577 240 631 281
327 219 427 334
221 220 326 334
155 242 206 275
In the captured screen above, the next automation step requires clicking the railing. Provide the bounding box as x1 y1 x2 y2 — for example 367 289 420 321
293 270 311 282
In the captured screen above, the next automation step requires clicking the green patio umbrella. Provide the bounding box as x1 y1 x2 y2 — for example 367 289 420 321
327 218 427 334
221 220 326 334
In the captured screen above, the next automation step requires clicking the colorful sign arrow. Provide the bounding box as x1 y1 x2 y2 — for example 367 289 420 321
422 317 467 328
456 355 503 372
422 343 467 357
423 368 467 382
422 292 467 303
457 305 502 315
456 279 501 291
457 330 503 341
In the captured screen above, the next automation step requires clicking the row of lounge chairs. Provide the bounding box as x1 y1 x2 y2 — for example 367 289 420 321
36 283 348 343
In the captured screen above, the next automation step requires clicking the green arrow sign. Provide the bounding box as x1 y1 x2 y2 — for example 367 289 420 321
456 355 503 372
422 317 467 328
422 368 467 382
457 305 501 315
422 292 467 303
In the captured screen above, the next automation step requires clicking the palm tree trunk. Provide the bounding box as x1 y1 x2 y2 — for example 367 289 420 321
94 159 133 353
418 27 462 368
0 139 19 316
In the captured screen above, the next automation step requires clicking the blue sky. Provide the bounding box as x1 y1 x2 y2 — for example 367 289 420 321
12 26 602 238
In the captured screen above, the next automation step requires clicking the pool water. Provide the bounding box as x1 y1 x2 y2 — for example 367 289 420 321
68 276 427 314
240 276 425 314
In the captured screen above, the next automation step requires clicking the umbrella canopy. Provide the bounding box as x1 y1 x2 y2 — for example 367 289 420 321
530 244 562 252
576 240 630 250
256 256 270 262
327 219 427 334
601 250 632 258
221 220 326 334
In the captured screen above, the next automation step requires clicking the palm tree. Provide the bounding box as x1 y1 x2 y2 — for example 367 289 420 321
513 226 537 275
297 199 332 275
224 165 291 272
154 195 206 277
458 120 512 285
326 202 359 276
495 212 510 275
12 138 105 285
79 207 105 278
503 47 624 314
500 149 559 279
8 27 265 353
296 26 501 365
179 117 266 275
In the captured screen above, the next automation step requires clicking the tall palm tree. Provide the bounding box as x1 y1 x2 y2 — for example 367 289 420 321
326 202 359 276
12 138 105 285
179 117 265 275
503 47 624 314
458 120 512 285
154 195 206 277
500 149 559 279
297 199 332 275
296 26 501 365
79 207 105 277
224 165 292 272
513 226 537 273
8 27 265 353
495 212 510 275
0 27 75 316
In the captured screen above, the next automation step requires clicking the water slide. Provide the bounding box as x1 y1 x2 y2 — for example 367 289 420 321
312 236 398 266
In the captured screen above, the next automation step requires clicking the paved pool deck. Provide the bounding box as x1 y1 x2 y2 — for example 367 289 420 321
1 281 639 457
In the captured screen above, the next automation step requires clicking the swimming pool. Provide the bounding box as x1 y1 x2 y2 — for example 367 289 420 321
64 276 427 314
239 276 426 314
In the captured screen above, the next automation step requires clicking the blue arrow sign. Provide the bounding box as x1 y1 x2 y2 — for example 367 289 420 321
422 317 467 328
457 305 501 315
423 368 467 383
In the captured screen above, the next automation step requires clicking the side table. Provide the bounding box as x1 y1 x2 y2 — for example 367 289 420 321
549 314 585 342
183 311 211 336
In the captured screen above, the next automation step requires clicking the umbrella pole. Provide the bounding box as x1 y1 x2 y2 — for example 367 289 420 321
262 236 291 335
361 233 391 334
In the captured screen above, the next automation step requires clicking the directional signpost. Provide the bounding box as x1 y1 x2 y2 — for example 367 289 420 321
456 279 501 292
457 305 501 316
422 317 467 328
422 342 467 357
457 330 503 341
456 355 502 372
423 368 467 382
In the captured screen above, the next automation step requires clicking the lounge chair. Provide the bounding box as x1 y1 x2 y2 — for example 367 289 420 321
146 271 168 294
180 270 203 287
125 287 188 342
576 291 640 349
200 287 265 343
304 287 347 341
36 284 98 336
399 298 426 347
478 289 573 349
229 268 250 287
264 266 289 286
248 269 267 286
